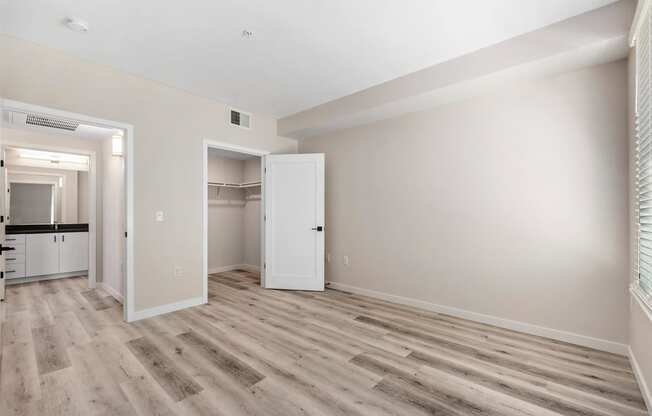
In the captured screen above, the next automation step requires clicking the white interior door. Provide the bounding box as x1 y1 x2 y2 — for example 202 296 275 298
264 153 324 291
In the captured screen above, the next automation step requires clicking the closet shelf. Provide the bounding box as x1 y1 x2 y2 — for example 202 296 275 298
208 180 261 189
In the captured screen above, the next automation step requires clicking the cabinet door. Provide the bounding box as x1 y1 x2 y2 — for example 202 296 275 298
60 232 89 273
26 234 60 277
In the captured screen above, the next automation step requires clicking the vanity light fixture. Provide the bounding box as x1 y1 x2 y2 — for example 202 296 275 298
112 133 124 156
17 148 89 165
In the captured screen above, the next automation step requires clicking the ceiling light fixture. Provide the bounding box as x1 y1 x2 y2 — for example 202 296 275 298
65 17 89 33
241 29 254 39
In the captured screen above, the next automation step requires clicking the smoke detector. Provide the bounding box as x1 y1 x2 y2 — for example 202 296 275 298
65 17 89 33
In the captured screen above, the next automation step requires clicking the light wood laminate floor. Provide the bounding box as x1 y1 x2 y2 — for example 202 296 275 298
0 271 647 416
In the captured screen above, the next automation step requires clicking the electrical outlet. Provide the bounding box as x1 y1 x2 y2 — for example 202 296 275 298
343 256 350 266
174 267 183 278
327 253 331 263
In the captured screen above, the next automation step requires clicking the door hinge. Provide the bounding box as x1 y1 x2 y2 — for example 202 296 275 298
124 231 128 238
1 215 4 223
1 271 3 280
264 215 266 221
1 160 4 168
264 262 266 269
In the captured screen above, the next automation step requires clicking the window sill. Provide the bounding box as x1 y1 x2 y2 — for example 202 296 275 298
631 283 652 322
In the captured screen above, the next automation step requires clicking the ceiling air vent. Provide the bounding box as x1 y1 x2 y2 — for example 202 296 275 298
229 108 251 129
25 114 79 131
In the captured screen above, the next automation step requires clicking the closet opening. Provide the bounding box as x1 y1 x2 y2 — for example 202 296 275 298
203 141 267 299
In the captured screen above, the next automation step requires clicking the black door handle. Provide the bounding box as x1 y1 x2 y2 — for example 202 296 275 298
311 226 324 232
0 245 15 252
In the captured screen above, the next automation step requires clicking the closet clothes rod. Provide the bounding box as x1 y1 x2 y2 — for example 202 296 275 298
208 181 261 189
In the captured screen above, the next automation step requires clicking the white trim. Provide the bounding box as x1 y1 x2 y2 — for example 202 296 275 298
2 99 135 322
130 296 204 321
241 264 261 273
631 283 652 322
203 139 269 304
631 0 652 47
6 271 87 285
208 264 247 274
326 281 629 355
100 282 124 304
207 264 261 275
629 346 652 415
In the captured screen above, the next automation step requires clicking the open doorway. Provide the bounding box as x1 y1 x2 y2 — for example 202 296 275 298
0 99 134 321
203 140 326 303
203 141 267 298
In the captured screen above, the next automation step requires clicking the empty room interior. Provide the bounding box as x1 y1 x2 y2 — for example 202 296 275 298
4 1 652 415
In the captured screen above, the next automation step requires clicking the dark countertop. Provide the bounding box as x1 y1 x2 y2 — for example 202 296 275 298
6 224 89 235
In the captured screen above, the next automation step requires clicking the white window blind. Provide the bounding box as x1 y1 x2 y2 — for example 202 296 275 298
636 6 652 302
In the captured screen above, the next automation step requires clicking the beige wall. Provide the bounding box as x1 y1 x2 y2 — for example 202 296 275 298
0 35 297 312
300 60 630 345
78 171 89 223
102 137 125 299
207 154 261 270
243 159 261 267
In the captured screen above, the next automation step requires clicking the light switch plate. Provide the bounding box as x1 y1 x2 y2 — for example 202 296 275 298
155 211 164 222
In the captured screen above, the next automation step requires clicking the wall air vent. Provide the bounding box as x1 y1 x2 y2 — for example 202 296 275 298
229 108 251 129
25 114 79 131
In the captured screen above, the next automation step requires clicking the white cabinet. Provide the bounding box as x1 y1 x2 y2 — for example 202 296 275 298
4 234 26 279
25 234 59 277
21 232 89 278
60 232 89 273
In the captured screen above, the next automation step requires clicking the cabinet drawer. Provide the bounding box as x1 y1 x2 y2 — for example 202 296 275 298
4 244 25 255
6 263 26 279
5 254 25 265
4 234 25 245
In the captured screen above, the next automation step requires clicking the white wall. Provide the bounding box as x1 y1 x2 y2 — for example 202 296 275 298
300 60 629 347
0 35 296 313
102 137 124 300
78 171 89 223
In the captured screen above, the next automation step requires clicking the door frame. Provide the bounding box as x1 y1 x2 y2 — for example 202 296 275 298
202 139 269 303
1 142 98 287
0 99 135 322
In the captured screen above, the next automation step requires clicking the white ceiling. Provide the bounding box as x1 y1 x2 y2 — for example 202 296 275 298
0 0 618 117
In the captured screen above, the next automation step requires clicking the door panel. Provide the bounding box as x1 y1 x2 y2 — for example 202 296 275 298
26 234 59 276
264 154 324 291
60 232 89 273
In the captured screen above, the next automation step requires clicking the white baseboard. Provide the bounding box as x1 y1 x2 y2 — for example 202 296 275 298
208 264 246 274
100 282 124 304
630 347 652 415
240 264 261 273
208 264 260 274
130 296 204 322
326 281 628 356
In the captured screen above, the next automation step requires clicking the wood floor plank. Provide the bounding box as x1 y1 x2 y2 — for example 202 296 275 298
127 336 204 402
177 330 265 388
0 272 648 416
31 324 71 375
